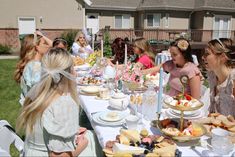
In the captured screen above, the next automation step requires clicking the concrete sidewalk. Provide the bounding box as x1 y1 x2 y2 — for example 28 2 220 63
0 55 18 59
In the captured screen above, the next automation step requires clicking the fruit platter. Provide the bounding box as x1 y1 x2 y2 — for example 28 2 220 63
152 118 206 142
77 77 103 86
103 129 182 157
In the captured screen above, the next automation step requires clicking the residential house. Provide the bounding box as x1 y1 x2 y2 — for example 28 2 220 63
0 0 234 49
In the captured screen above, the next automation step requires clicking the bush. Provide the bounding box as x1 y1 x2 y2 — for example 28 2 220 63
61 30 78 53
103 31 112 57
0 44 11 55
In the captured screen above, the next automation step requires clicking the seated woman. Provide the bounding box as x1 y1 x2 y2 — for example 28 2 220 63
143 38 202 99
133 38 155 70
14 31 52 105
203 38 235 116
17 48 100 156
53 37 68 50
72 31 93 59
110 37 134 64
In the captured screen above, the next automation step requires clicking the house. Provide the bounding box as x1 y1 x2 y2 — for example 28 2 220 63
0 0 234 49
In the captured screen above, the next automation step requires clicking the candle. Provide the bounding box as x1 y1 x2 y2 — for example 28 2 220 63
157 67 163 113
101 39 104 58
124 44 127 65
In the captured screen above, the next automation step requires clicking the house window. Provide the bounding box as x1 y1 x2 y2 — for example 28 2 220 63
18 17 36 35
213 15 231 38
115 14 130 29
165 13 169 28
147 13 161 27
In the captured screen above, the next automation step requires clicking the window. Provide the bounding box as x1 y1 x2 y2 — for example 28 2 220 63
147 13 161 27
213 15 231 38
165 13 169 28
115 14 130 29
18 17 36 35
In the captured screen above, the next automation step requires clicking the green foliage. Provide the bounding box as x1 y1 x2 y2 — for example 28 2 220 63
0 59 21 156
61 30 78 53
103 31 112 57
0 44 11 55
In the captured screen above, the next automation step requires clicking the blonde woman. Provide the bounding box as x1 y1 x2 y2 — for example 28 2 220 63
203 38 235 116
17 48 99 156
72 31 93 59
14 31 52 105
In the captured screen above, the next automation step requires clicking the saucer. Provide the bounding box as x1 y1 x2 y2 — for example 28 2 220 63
95 96 110 100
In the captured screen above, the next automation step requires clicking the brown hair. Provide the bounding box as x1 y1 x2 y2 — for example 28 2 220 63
14 35 41 83
133 38 155 62
207 38 235 68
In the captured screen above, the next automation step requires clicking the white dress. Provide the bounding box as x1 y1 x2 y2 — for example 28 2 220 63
24 95 99 157
72 42 93 59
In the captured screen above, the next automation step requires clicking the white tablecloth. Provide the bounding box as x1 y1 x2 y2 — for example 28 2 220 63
78 88 234 156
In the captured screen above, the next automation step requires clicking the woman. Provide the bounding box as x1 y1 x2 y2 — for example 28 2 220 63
14 31 52 105
17 48 99 156
53 37 68 50
110 37 134 64
133 38 155 69
203 38 235 116
72 31 93 59
143 38 202 99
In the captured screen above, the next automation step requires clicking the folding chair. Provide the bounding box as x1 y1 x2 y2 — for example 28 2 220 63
0 120 24 157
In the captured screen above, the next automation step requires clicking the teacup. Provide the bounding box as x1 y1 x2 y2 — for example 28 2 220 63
211 128 233 155
125 115 139 129
99 88 109 99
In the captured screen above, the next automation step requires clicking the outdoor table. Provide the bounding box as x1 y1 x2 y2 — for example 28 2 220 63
77 87 235 156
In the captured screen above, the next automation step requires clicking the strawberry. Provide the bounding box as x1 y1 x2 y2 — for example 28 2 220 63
184 94 192 100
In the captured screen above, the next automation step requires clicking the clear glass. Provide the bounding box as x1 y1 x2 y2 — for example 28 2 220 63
141 84 157 121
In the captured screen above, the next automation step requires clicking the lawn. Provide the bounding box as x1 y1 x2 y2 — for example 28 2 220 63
0 59 21 156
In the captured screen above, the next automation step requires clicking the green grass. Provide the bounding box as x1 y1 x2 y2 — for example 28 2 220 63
0 59 21 156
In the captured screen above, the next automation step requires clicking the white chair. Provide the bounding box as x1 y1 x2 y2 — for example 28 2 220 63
0 120 24 157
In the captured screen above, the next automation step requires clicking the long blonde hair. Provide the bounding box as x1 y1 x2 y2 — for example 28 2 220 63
133 38 155 62
74 31 88 46
16 48 79 134
14 34 41 83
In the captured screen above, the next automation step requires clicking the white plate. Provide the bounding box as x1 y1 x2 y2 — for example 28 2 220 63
111 93 126 99
92 112 125 126
165 109 202 119
74 64 90 71
171 109 199 116
81 86 99 94
99 111 124 122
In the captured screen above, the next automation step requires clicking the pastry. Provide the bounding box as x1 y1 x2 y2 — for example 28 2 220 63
228 126 235 132
208 113 221 117
227 115 235 122
140 129 149 138
120 129 141 142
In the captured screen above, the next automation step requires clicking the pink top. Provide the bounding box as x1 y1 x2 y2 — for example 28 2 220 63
137 54 154 69
163 60 202 97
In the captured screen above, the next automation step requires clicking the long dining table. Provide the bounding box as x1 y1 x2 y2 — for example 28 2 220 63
77 88 234 157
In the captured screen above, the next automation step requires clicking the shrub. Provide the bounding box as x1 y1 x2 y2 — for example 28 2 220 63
103 31 112 57
61 30 78 53
0 44 11 55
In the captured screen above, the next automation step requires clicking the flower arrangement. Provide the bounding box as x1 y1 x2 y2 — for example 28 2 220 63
177 40 189 51
115 63 142 83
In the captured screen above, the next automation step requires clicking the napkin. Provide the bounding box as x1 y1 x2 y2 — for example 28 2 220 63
109 97 129 110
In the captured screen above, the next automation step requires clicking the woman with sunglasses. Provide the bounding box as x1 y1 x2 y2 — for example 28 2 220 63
72 31 93 59
143 38 202 99
14 31 52 105
203 38 235 116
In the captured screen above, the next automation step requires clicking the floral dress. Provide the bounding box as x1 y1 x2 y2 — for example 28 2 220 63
24 95 99 156
19 60 41 105
163 60 202 97
208 70 235 116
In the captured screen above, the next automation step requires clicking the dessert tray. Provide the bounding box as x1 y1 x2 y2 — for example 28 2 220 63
92 111 126 126
152 118 206 142
77 77 103 86
164 94 203 111
103 129 182 157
